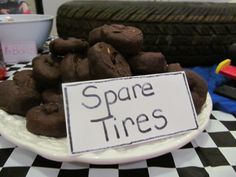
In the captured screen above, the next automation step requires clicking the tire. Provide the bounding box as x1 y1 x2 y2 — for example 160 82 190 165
56 1 236 66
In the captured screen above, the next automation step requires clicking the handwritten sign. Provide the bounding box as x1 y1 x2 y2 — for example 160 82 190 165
0 41 37 64
62 72 198 154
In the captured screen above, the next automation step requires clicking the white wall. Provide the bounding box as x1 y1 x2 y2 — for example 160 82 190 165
42 0 236 35
42 0 71 35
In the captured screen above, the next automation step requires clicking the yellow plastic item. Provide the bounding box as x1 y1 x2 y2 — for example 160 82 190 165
215 59 231 74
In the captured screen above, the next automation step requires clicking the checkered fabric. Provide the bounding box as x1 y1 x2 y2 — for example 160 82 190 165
0 63 235 177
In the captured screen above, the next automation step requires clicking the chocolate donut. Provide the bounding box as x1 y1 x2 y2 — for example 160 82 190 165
88 26 103 45
42 89 63 104
49 38 89 56
88 42 132 79
167 63 183 72
101 24 143 56
185 69 208 114
60 54 78 82
0 80 41 116
88 24 143 56
128 52 167 75
26 103 66 138
13 70 38 90
60 54 90 82
32 54 61 87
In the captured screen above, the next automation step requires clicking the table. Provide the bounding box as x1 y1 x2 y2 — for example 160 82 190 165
0 62 236 177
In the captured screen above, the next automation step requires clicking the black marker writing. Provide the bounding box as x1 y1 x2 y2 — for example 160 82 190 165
81 85 101 109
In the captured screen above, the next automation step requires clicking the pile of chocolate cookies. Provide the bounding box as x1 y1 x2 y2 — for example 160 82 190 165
0 24 208 138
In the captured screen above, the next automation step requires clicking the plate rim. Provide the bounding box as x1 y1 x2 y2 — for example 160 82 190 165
0 94 212 164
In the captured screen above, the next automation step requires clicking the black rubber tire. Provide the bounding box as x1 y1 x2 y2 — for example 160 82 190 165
56 1 236 66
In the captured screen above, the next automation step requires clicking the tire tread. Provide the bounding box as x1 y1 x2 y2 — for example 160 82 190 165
57 1 236 66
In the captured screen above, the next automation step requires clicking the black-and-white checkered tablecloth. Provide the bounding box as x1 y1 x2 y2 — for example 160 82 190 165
0 63 235 177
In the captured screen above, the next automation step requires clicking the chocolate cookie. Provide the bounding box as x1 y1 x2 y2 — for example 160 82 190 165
32 54 61 87
0 80 41 116
49 38 89 56
185 69 208 114
13 70 38 90
60 54 90 82
26 103 66 138
88 42 132 79
128 52 167 75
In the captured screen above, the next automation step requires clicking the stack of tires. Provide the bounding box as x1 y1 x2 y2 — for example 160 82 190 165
56 1 236 66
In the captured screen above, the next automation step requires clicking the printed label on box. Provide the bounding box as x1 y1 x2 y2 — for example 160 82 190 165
62 71 198 154
0 41 37 64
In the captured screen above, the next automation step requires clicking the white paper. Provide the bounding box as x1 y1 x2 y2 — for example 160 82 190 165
62 71 198 154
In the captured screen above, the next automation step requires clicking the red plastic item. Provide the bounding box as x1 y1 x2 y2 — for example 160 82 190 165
219 65 236 80
0 61 6 80
0 68 6 80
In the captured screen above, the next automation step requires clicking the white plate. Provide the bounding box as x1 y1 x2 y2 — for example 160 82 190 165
0 94 212 164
